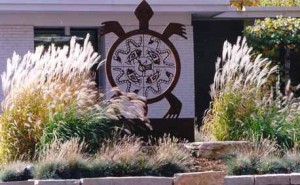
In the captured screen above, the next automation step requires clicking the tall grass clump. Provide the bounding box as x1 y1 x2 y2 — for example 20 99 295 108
0 35 149 163
0 35 101 162
203 37 277 141
226 138 300 175
226 137 279 175
0 134 193 181
146 136 193 176
35 138 91 179
92 134 147 177
34 134 192 179
203 37 300 149
92 134 193 177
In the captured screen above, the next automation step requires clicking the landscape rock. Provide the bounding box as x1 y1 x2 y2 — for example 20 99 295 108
184 141 251 159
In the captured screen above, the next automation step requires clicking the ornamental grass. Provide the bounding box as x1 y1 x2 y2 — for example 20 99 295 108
0 35 149 163
203 37 300 149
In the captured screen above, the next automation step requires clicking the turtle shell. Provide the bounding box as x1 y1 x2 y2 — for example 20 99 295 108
106 29 181 104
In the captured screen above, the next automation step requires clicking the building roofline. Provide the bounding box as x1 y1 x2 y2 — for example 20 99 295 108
0 0 232 13
0 0 230 5
213 6 300 19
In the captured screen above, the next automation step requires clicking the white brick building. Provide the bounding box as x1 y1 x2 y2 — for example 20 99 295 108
0 0 299 121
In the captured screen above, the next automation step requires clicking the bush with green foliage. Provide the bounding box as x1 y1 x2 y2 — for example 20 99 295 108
244 16 300 59
230 0 300 10
259 0 300 6
40 107 115 153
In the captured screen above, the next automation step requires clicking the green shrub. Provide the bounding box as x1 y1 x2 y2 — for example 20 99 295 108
0 162 34 182
244 16 300 59
230 0 300 10
40 107 115 153
259 0 300 6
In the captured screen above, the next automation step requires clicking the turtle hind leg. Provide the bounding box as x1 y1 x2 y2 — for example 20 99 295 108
163 93 182 119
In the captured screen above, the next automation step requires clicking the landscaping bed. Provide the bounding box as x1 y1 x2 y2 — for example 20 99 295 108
193 158 226 172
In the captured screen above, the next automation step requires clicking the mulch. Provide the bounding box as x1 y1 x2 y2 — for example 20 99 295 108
193 158 227 172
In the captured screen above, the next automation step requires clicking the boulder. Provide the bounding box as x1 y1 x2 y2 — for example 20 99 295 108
184 141 250 159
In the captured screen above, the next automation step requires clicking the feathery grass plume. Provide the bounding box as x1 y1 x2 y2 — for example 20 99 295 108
210 37 276 98
35 138 91 179
0 33 150 162
147 135 193 176
0 35 102 162
92 133 147 177
202 37 300 148
226 137 279 175
202 37 277 141
93 134 192 177
96 133 144 163
1 35 101 112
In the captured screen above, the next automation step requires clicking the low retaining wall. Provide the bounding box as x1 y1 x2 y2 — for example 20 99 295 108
4 172 300 185
0 171 225 185
225 173 300 185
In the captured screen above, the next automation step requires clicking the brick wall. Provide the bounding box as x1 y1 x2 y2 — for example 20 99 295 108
0 26 34 100
104 24 195 118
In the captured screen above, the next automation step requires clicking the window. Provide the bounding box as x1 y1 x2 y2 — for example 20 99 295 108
34 27 65 48
34 27 99 52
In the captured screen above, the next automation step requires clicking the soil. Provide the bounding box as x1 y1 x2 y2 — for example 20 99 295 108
193 158 227 172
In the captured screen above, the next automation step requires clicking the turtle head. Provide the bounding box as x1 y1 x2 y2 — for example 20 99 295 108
135 0 153 31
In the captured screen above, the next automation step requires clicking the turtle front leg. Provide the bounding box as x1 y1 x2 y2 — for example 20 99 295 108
163 23 187 39
100 21 125 37
163 93 182 119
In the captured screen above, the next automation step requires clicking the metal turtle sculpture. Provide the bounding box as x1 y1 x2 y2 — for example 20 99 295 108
100 0 187 118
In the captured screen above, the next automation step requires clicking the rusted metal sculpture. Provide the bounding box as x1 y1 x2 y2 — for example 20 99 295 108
100 0 187 118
